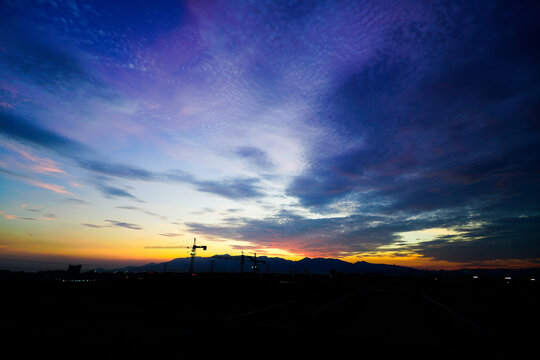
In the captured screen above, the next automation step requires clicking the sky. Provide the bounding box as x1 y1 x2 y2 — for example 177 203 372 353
1 0 540 271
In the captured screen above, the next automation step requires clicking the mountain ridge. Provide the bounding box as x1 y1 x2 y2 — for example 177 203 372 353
116 254 415 274
113 255 540 277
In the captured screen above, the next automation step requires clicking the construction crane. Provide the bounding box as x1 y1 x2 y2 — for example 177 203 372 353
145 237 207 274
188 237 207 274
214 251 266 273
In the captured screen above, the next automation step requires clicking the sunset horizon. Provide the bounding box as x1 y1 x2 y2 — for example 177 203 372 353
2 1 540 272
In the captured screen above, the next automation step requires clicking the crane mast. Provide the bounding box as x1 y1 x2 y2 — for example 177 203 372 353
189 237 207 274
145 237 207 274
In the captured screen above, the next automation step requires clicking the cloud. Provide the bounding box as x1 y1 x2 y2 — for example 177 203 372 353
116 206 168 220
410 215 540 262
59 198 91 205
1 210 56 221
0 13 118 101
0 111 89 155
186 211 408 257
164 170 265 200
104 220 143 230
0 111 155 186
25 179 72 195
82 223 107 228
0 167 21 178
0 141 67 176
235 146 274 169
0 166 73 195
82 175 143 202
82 220 143 230
97 183 139 200
282 0 540 252
0 211 17 220
159 233 183 237
0 19 89 89
193 177 264 200
1 111 265 200
78 159 156 182
186 201 540 263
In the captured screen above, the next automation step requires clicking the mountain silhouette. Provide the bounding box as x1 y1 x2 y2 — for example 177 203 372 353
116 255 420 275
110 255 540 280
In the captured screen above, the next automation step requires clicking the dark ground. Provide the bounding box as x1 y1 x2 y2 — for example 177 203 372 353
1 270 538 359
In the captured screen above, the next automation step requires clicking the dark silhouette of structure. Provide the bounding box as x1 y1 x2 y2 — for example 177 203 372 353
214 252 266 273
145 237 207 273
67 264 82 274
248 253 266 273
188 238 207 274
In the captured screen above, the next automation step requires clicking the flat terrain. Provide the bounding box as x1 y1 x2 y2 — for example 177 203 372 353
2 271 538 359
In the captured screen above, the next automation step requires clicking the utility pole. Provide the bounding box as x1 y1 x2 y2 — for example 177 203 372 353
214 252 266 274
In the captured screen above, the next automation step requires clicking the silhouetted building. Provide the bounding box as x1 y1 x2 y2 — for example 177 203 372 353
68 264 82 274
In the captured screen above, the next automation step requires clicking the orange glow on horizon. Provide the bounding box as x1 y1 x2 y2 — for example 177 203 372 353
1 228 538 271
1 246 539 271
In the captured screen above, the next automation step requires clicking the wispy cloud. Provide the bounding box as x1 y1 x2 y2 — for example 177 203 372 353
82 175 142 201
25 179 72 195
0 164 72 195
82 220 143 230
1 111 265 200
78 159 156 182
0 111 88 156
0 13 118 101
159 233 183 237
59 198 91 206
192 177 264 200
98 184 139 200
164 171 265 200
0 211 17 220
116 206 167 220
0 141 67 176
235 146 274 169
104 220 143 230
82 223 106 229
1 210 56 221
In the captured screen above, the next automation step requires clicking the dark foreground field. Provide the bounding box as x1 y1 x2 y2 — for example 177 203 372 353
1 271 538 359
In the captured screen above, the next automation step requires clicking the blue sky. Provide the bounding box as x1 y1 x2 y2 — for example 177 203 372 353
1 0 539 270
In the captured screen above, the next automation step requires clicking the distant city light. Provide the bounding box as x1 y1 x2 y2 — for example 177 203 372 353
504 276 512 280
473 275 479 279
